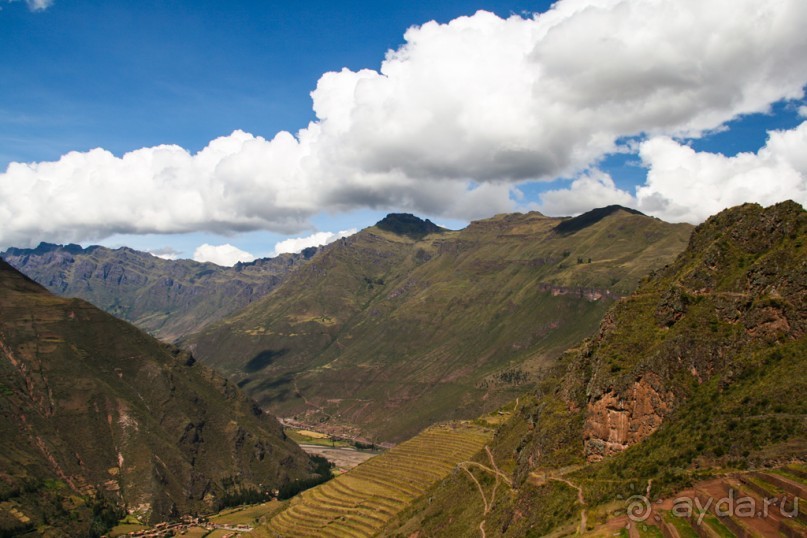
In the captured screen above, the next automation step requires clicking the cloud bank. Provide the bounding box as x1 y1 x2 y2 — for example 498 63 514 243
635 122 807 222
193 243 256 266
1 0 806 247
148 246 181 260
538 171 635 216
272 229 357 257
539 121 807 222
190 229 358 265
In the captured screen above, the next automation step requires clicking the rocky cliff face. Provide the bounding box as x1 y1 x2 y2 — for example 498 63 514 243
583 373 675 460
0 259 315 534
574 201 805 461
1 243 317 341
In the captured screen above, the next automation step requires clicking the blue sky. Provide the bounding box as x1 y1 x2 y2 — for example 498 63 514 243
1 0 546 164
1 0 805 264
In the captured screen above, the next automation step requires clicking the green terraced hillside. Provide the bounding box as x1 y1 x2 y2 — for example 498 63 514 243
264 422 494 537
579 465 807 537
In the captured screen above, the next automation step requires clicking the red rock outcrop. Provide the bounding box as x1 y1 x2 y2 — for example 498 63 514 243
583 373 675 461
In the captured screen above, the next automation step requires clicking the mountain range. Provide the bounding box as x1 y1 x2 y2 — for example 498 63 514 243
1 201 803 536
2 207 694 443
186 207 693 442
1 243 318 342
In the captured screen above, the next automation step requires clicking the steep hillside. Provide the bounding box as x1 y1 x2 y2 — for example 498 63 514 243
187 209 692 442
0 259 317 536
1 243 317 342
381 201 806 537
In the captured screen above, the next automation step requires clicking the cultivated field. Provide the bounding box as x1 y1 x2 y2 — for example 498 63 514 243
583 464 807 538
299 444 379 472
263 421 493 537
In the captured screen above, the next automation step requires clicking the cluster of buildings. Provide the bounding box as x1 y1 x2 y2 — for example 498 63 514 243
111 515 253 537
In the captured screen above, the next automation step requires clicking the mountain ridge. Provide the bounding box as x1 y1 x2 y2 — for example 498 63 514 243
187 207 694 442
378 200 806 537
554 204 646 234
1 242 318 342
0 259 318 535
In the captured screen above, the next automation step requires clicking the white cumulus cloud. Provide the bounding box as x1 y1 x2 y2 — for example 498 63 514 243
538 171 634 216
147 246 181 260
193 243 256 266
272 229 357 257
538 121 807 222
1 0 807 247
635 122 807 222
310 1 807 184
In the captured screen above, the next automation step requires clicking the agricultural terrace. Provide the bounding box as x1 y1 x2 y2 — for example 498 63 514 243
264 422 493 537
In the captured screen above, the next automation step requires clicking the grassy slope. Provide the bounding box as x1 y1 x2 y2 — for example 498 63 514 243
380 201 806 537
188 209 692 442
0 260 315 535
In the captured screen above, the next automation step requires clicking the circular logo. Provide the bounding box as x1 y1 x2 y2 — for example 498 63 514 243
627 495 652 522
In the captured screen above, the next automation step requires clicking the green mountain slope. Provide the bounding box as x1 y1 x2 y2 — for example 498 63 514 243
1 243 317 342
380 200 806 537
187 208 692 442
0 259 317 536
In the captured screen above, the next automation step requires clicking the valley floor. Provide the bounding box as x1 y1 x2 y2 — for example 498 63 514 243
299 444 380 473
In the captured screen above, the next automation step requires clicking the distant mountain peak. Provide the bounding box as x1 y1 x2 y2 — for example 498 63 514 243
554 205 646 235
2 242 316 342
4 242 93 257
375 213 445 238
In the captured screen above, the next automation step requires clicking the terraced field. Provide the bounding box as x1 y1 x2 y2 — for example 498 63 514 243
585 464 807 538
264 422 493 537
